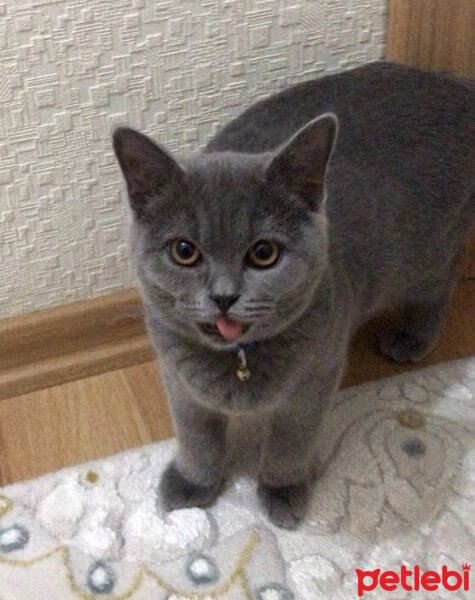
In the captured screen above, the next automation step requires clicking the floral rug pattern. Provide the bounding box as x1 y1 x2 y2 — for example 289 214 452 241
1 358 474 599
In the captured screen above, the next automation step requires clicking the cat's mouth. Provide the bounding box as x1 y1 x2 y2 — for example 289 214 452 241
198 317 249 343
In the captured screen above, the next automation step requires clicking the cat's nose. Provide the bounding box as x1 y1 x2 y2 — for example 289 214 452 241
210 294 240 314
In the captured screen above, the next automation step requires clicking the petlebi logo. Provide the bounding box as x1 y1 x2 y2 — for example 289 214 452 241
355 564 470 597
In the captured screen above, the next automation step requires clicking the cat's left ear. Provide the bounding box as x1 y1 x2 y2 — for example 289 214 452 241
265 113 337 211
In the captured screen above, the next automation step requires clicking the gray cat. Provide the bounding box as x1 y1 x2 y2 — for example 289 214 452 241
113 61 474 529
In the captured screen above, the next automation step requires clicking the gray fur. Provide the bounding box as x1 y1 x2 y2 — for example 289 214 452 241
113 61 474 529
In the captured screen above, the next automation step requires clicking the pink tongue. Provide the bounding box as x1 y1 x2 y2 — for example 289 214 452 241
215 316 243 342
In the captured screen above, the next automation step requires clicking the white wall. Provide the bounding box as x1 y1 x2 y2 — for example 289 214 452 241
0 0 386 318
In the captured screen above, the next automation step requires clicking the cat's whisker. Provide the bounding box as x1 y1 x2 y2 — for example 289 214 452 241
243 304 275 312
175 302 208 318
242 311 274 319
176 300 202 309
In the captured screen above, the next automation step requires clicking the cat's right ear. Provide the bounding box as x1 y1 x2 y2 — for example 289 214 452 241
112 127 185 219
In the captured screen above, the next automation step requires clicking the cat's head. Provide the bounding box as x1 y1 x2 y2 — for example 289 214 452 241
113 114 337 350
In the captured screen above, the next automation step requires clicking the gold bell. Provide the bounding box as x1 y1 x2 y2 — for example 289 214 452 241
236 365 251 381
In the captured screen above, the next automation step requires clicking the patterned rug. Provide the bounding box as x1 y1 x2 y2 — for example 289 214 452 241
1 358 474 599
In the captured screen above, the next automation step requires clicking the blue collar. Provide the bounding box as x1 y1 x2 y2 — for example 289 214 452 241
231 341 258 354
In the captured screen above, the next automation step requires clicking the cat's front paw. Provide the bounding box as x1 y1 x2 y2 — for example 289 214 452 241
257 479 310 530
377 328 435 363
159 462 223 512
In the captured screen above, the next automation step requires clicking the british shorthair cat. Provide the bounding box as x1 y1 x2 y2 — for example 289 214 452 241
113 61 474 528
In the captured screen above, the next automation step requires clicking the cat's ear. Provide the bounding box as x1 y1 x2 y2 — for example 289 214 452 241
113 127 185 219
265 113 337 211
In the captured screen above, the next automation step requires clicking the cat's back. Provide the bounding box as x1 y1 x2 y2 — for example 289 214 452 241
206 61 474 170
206 61 474 312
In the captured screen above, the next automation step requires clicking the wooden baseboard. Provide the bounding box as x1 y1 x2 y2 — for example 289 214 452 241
0 288 154 401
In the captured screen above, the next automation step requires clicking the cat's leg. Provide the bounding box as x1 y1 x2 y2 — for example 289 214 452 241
258 362 343 529
257 415 320 530
159 391 228 511
377 275 456 363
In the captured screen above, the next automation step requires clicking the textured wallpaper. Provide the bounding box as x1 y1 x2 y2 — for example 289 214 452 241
0 0 386 318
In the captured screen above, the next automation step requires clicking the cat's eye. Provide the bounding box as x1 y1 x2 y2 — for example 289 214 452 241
247 240 280 268
170 239 201 266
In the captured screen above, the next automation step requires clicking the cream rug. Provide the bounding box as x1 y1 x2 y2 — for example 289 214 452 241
1 358 474 599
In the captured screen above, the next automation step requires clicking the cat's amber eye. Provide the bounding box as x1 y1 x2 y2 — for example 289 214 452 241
247 240 280 268
170 239 201 266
